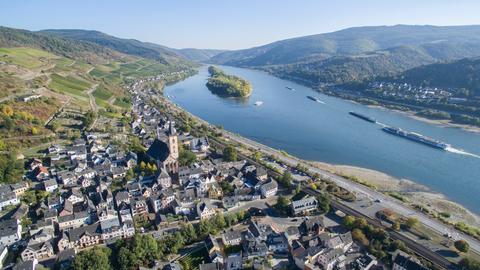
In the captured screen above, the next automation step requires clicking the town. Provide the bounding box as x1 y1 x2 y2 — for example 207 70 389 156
366 82 474 105
0 77 442 270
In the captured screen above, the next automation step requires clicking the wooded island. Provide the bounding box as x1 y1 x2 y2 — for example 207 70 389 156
206 66 252 97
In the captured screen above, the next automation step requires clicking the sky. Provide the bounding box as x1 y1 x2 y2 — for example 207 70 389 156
1 0 480 50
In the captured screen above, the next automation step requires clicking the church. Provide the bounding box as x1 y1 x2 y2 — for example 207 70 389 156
146 121 179 176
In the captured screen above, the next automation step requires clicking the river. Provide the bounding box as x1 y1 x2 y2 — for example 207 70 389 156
164 65 480 214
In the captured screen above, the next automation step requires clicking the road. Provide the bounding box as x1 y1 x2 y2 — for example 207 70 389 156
160 93 477 269
220 130 480 255
303 187 455 269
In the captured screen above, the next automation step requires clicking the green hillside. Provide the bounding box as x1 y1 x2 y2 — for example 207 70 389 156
0 26 196 152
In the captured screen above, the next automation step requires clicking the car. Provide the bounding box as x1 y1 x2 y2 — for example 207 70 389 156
291 218 298 222
374 199 381 203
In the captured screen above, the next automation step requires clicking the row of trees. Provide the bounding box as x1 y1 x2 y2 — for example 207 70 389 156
342 215 407 262
73 211 249 270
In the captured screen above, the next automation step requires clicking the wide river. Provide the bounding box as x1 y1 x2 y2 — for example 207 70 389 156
165 66 480 214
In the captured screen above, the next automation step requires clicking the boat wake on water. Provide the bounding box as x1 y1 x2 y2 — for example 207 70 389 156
445 146 480 158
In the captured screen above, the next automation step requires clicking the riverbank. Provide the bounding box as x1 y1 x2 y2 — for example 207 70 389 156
367 105 480 134
260 68 480 133
310 161 480 227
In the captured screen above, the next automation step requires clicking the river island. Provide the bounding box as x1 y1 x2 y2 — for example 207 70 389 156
206 65 252 97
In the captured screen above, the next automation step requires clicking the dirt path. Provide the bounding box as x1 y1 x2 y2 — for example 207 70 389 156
86 84 99 130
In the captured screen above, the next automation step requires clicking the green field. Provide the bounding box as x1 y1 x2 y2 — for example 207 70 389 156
48 73 92 99
0 47 57 69
93 85 113 100
113 98 131 109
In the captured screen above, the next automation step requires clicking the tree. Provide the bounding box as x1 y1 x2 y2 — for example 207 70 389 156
352 228 369 246
130 136 145 153
50 122 60 132
180 223 197 243
459 258 480 270
343 215 356 229
73 246 112 270
354 218 368 230
179 145 197 166
253 151 262 161
198 219 212 236
316 193 330 214
404 217 418 229
392 222 401 231
224 213 238 227
223 146 237 162
139 161 146 171
31 127 38 135
0 153 24 184
279 171 293 188
213 214 227 229
455 240 470 253
275 195 291 215
1 105 13 117
118 247 137 270
220 181 233 194
83 110 96 129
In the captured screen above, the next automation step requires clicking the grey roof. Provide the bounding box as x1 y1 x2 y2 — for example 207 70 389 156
225 254 242 270
13 260 36 270
115 191 130 202
67 223 100 242
0 219 19 237
199 263 221 270
44 179 58 188
261 179 278 191
393 252 429 270
58 211 89 223
223 230 242 242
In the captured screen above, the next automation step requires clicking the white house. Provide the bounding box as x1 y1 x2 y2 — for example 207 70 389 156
260 179 278 198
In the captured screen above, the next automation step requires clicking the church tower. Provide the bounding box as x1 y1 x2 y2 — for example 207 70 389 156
167 121 179 160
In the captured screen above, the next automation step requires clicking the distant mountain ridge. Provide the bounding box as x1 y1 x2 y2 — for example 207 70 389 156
210 25 480 66
40 29 225 63
207 25 480 86
40 29 190 66
0 26 122 64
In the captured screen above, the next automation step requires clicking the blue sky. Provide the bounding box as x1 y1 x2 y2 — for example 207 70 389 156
1 0 480 49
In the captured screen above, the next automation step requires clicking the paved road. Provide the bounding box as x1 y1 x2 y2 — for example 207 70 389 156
220 130 480 255
303 187 456 270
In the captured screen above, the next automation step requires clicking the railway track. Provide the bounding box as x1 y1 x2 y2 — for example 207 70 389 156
169 102 457 270
303 187 456 270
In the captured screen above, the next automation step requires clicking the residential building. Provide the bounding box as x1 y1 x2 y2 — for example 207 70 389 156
260 179 278 198
292 196 318 215
0 219 22 246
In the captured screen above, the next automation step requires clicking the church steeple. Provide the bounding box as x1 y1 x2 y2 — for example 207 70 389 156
167 121 177 136
167 121 178 160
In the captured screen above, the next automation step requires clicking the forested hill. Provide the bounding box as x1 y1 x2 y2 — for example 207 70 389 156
40 29 193 67
0 26 122 64
210 25 480 66
389 58 480 97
